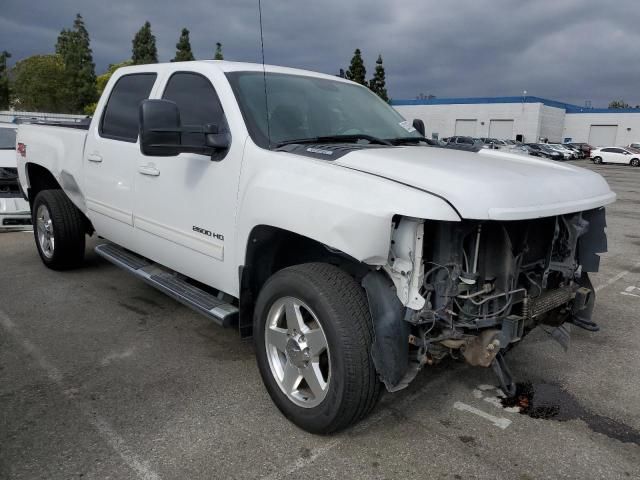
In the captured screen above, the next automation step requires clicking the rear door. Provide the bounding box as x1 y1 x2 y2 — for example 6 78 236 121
84 72 158 248
609 148 629 164
133 70 243 293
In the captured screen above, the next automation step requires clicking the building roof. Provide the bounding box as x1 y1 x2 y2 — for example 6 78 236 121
391 96 640 114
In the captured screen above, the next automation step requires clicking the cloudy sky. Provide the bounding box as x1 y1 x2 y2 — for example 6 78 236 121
1 0 638 106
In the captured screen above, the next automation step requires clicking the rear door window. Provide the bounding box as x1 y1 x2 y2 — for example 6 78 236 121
100 73 157 142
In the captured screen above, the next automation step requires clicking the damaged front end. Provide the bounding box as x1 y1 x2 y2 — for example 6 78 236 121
363 209 608 395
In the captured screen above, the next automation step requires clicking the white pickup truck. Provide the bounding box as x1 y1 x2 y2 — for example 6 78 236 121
16 61 615 433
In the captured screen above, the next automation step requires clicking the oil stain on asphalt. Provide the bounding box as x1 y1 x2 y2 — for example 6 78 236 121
501 382 640 445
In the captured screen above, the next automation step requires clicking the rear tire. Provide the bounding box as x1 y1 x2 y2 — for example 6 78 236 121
254 263 381 434
630 158 640 167
592 156 602 164
32 189 86 270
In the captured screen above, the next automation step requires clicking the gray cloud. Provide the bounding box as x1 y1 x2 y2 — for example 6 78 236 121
1 0 638 106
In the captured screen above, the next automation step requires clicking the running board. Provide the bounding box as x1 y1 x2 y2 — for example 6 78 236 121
95 243 238 327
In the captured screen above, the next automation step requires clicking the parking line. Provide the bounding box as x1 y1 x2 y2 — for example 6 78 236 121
594 261 640 292
453 401 512 429
0 309 161 480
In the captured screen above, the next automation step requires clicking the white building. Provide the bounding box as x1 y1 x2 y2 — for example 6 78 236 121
392 96 640 146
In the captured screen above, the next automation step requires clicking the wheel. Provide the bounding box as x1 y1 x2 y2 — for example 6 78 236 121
254 263 381 433
592 156 602 164
631 158 640 167
32 189 86 269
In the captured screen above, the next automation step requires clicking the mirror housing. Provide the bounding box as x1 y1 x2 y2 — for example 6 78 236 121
139 99 181 156
139 100 230 158
412 118 426 137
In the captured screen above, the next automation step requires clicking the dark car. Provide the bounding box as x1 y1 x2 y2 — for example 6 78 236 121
526 143 564 161
444 136 483 152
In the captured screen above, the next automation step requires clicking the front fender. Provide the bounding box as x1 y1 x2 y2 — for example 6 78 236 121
234 142 460 270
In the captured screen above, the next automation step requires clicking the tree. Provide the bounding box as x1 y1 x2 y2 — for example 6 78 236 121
345 49 367 86
368 54 388 102
608 99 630 109
0 51 10 110
11 55 69 112
172 28 195 62
55 13 97 113
83 60 134 115
132 21 158 65
214 42 224 60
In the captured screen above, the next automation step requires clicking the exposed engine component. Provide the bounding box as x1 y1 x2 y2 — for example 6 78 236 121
373 208 608 393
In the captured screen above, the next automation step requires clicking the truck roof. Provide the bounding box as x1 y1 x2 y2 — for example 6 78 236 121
116 60 350 84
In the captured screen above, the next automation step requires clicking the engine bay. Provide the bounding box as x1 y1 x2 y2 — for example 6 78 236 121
371 209 608 393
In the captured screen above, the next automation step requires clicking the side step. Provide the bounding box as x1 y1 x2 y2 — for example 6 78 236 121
95 243 238 327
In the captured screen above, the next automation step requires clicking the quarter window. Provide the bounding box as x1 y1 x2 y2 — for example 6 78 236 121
100 73 157 142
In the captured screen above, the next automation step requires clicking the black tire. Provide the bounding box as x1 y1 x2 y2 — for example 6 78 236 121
254 263 381 434
630 158 640 167
32 189 86 270
593 156 602 164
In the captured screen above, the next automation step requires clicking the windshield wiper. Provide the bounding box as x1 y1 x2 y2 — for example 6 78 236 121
276 134 392 148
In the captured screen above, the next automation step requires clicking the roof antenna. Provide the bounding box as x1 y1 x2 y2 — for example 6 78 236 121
258 0 271 148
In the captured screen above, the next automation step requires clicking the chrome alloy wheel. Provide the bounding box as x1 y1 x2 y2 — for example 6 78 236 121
265 296 331 408
36 204 55 259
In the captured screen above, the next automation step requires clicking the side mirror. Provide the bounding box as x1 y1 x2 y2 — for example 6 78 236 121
139 99 181 156
139 100 231 158
412 118 426 137
204 123 231 150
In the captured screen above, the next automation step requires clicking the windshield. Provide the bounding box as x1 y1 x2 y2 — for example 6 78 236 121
0 128 17 150
226 71 421 148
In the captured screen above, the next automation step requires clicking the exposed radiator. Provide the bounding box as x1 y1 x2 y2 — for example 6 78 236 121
529 285 575 318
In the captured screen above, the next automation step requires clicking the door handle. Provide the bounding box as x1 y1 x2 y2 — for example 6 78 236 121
87 153 103 163
138 165 160 176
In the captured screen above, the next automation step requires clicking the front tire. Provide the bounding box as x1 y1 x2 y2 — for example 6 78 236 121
32 189 86 270
592 156 602 164
630 158 640 167
254 263 381 434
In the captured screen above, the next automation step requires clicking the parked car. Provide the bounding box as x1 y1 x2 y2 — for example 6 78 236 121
525 143 564 161
562 144 585 159
16 60 615 433
444 135 482 151
591 147 640 166
567 142 592 158
0 124 31 230
547 143 577 159
628 142 640 150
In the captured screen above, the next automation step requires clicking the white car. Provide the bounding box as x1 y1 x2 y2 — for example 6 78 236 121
16 60 615 433
0 124 31 230
591 147 640 167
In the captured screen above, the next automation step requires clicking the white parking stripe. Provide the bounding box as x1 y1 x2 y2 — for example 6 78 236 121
453 401 512 429
0 309 161 480
594 261 640 292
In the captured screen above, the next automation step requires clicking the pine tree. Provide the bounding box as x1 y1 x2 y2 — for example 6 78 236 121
55 14 97 113
0 51 11 110
172 28 195 62
132 21 158 65
214 42 224 60
345 49 367 86
369 54 388 102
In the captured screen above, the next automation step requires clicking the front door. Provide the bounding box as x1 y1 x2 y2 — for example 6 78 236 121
83 73 158 248
132 71 242 294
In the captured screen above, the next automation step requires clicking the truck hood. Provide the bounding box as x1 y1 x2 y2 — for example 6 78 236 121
333 146 616 220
